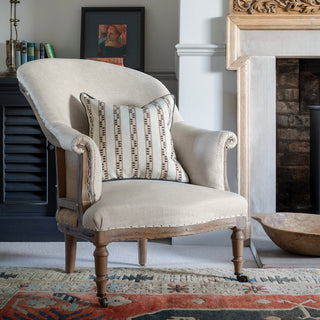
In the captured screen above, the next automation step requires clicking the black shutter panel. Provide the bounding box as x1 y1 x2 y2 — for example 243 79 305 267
4 106 48 203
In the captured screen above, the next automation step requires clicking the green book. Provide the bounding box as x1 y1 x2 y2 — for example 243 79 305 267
27 42 35 61
44 43 56 58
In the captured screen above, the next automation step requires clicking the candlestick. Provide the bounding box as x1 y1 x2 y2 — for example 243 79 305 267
6 0 20 75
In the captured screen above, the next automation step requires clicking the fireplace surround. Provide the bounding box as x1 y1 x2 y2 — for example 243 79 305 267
226 0 320 239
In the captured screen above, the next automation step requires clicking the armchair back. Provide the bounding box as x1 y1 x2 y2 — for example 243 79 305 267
17 59 183 147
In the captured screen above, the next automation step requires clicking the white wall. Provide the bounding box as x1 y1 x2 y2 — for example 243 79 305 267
0 0 179 73
179 0 226 44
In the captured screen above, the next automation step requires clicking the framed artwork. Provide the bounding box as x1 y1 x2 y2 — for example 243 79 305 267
80 7 145 71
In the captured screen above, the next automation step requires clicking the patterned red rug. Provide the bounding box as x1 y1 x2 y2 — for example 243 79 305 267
1 267 320 319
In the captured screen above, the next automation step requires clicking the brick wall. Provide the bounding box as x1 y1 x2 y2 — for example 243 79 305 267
276 59 311 213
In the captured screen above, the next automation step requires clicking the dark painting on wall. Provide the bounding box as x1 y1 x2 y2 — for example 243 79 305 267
81 7 145 71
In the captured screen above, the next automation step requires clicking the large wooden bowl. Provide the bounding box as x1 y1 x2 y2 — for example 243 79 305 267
253 212 320 256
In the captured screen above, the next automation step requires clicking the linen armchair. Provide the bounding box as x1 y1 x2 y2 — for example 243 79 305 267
17 58 248 307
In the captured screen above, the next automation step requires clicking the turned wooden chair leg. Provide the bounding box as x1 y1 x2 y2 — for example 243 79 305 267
231 227 248 282
138 239 147 266
65 234 77 273
94 244 109 307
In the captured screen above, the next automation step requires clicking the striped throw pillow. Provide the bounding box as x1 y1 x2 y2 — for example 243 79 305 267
80 93 189 183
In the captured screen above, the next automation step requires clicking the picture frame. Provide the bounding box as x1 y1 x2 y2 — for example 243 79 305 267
80 7 145 71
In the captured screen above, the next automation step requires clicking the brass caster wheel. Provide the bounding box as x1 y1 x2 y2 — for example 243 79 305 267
99 296 108 308
236 274 249 282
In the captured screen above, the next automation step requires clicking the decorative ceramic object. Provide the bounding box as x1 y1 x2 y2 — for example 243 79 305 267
253 212 320 256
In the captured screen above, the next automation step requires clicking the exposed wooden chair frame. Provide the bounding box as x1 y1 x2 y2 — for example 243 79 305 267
56 147 248 307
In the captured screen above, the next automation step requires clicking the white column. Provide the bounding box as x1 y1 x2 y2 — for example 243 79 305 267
176 45 228 130
177 0 231 131
173 0 238 245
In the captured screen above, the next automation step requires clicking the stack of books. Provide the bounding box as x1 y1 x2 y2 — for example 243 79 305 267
10 41 56 69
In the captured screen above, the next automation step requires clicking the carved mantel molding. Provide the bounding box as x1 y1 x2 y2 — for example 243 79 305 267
232 0 320 14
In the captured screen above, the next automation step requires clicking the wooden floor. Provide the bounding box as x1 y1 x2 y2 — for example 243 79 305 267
1 235 318 269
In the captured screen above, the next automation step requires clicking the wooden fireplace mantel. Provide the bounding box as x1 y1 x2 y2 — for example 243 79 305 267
227 15 320 70
226 0 320 239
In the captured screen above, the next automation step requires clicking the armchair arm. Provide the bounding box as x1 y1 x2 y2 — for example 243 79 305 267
171 121 237 191
50 122 102 203
17 78 102 208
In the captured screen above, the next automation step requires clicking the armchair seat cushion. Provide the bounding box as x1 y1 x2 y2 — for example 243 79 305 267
57 180 247 232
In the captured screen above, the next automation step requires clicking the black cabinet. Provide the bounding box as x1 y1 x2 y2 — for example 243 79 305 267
0 76 61 241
